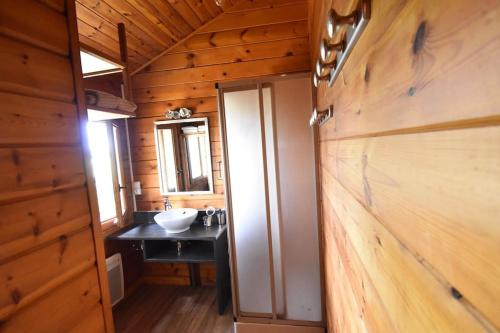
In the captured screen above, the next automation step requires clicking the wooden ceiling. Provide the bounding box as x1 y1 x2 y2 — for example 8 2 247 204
76 0 239 71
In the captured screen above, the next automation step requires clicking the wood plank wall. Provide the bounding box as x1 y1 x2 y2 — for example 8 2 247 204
129 0 311 285
0 0 113 332
310 0 500 332
130 0 310 210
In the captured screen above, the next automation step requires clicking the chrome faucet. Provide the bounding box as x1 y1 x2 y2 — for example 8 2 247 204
163 197 172 211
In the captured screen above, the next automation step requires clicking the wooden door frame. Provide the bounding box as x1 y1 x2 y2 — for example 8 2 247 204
66 1 115 331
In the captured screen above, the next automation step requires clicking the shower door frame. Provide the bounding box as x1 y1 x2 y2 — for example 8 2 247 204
217 73 325 328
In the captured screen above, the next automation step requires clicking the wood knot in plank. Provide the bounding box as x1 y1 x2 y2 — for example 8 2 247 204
11 150 20 165
451 287 463 300
364 65 370 83
413 21 427 55
209 33 217 47
10 289 22 304
32 221 40 236
59 235 68 263
240 29 248 39
408 86 416 96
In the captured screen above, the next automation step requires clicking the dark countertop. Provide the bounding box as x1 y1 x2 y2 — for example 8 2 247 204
107 222 227 241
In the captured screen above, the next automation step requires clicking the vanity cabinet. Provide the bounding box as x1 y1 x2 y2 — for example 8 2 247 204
108 222 230 314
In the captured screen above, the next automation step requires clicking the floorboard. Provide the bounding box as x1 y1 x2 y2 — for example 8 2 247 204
113 284 234 333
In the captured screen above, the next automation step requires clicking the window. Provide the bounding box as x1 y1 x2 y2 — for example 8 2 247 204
183 127 208 182
87 121 127 231
80 50 120 76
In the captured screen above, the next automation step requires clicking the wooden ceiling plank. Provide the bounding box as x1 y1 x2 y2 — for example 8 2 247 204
76 0 167 51
130 0 247 75
103 0 177 45
145 0 195 36
77 19 149 65
199 1 308 32
77 20 121 55
123 0 184 41
224 0 236 7
185 0 214 23
78 35 121 64
219 0 237 10
75 3 157 60
167 0 204 30
227 0 307 12
76 0 254 75
203 0 224 18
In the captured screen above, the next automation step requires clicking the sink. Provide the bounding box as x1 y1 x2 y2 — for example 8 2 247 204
154 208 198 233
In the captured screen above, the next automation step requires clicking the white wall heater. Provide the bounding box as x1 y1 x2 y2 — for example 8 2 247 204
106 253 124 307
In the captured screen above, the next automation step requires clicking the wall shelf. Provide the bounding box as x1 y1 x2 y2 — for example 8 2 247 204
143 240 215 263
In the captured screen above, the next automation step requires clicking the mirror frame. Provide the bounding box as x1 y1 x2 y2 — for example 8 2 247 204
154 117 214 196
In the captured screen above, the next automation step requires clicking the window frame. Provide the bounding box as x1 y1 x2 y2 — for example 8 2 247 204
88 120 128 234
112 123 128 218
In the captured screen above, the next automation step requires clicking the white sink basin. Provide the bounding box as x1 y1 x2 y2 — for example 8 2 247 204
154 208 198 233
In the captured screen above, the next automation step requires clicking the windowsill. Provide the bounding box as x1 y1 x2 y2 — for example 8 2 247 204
101 217 119 237
101 211 131 238
102 223 120 238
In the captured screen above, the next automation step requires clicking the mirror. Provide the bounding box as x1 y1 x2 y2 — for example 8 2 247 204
154 118 213 195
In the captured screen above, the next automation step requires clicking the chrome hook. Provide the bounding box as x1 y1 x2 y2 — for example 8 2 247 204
326 8 359 39
315 58 337 78
320 38 346 62
309 105 334 126
313 72 329 88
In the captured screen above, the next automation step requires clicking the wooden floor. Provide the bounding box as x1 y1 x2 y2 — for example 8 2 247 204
113 284 234 333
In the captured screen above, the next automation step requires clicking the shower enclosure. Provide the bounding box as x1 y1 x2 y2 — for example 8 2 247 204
218 74 324 326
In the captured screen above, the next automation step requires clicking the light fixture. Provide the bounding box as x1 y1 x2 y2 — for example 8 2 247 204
214 0 223 7
326 9 359 39
166 107 192 119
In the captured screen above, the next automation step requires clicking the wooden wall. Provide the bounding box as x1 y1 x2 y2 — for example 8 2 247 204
129 0 311 285
0 0 113 332
310 0 500 332
130 0 311 211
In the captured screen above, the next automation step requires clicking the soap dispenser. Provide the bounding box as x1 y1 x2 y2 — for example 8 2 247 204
204 206 216 227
